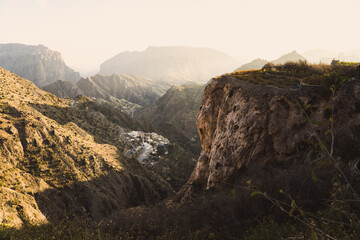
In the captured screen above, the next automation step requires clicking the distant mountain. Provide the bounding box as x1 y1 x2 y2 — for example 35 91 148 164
0 43 80 86
99 46 239 85
234 51 306 71
136 84 205 154
272 50 306 64
42 80 83 98
234 59 268 71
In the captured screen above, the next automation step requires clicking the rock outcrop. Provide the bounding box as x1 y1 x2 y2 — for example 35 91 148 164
182 70 360 197
0 44 80 86
99 46 239 85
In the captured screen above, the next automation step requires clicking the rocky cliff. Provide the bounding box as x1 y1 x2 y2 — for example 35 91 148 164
0 68 173 227
181 68 360 198
99 46 239 85
0 44 80 86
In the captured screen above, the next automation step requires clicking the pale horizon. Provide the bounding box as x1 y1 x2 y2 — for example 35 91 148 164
1 0 359 72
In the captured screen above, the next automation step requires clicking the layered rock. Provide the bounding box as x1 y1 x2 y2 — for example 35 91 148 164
0 44 80 86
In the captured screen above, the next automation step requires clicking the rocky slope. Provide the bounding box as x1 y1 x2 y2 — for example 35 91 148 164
0 68 173 227
76 74 169 106
99 46 239 85
180 68 360 200
234 50 306 71
0 44 80 86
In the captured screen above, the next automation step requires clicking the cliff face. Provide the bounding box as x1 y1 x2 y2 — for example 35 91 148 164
0 44 80 86
99 46 239 85
0 68 172 227
184 73 360 193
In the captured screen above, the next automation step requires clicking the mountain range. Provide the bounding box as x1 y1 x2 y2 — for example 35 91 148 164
43 74 170 107
99 46 239 85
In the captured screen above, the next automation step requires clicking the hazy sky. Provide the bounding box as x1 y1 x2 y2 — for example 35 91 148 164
0 0 359 72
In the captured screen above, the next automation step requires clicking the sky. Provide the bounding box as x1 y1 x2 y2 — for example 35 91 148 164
0 0 359 72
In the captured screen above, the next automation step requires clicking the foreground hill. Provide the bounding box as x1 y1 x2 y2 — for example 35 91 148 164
235 50 306 71
0 67 173 227
99 46 239 85
0 44 80 86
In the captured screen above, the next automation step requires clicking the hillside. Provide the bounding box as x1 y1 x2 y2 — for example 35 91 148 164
0 67 173 227
0 44 80 86
99 46 239 85
234 50 306 71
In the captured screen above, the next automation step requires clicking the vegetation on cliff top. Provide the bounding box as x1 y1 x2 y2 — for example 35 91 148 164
230 60 360 87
